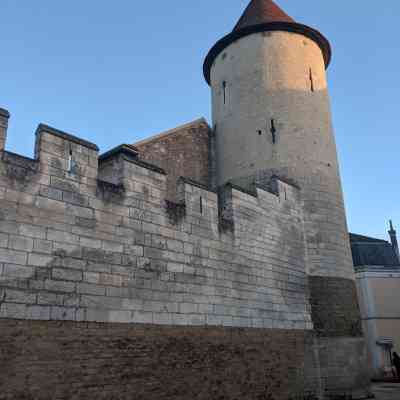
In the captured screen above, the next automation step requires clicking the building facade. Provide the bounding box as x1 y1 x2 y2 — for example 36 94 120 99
0 1 372 399
351 225 400 379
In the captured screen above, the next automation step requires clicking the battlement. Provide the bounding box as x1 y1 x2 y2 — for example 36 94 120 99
0 109 310 330
0 109 300 222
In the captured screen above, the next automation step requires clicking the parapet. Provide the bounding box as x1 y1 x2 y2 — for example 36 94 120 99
2 111 302 224
0 108 301 218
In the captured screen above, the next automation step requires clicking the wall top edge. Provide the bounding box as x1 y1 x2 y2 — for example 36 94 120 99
0 107 10 119
36 123 99 152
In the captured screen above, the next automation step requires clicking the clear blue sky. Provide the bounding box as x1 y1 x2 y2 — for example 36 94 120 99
1 1 398 240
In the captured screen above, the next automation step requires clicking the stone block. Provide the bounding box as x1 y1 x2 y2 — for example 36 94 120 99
26 305 51 320
37 292 64 306
0 232 8 248
50 306 76 321
132 311 153 324
0 248 27 265
47 229 79 245
52 268 83 282
179 302 198 314
33 239 53 254
5 289 36 304
0 221 19 235
28 253 53 267
77 283 106 296
9 235 34 252
2 264 35 279
0 302 26 319
44 280 75 293
80 236 102 249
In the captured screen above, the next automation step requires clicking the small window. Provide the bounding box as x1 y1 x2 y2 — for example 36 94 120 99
67 149 73 172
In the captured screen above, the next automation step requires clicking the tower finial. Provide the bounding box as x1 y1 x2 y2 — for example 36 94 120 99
388 220 400 262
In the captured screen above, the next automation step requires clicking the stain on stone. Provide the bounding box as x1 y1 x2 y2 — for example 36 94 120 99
309 276 363 337
76 217 97 229
0 152 38 189
219 217 234 234
165 200 186 225
97 179 125 202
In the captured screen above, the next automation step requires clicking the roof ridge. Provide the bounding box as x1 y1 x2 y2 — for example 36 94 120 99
350 233 389 243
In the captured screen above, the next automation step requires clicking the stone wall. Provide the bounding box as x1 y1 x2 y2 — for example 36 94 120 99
0 117 371 399
315 337 370 399
134 119 211 201
0 320 322 400
207 29 371 398
0 121 310 330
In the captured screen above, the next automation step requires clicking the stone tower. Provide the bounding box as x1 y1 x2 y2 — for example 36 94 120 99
204 0 370 396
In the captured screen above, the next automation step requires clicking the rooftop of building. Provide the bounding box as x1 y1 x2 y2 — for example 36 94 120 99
350 232 400 270
132 118 209 148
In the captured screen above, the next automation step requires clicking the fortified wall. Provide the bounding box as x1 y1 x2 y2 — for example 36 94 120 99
0 111 311 329
0 109 368 399
0 109 321 399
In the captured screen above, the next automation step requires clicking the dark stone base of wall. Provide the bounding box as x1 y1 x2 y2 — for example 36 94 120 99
309 276 363 338
308 276 372 399
0 320 321 400
0 320 372 400
315 337 372 399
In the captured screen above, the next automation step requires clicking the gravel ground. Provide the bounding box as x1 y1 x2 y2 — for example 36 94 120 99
372 382 400 400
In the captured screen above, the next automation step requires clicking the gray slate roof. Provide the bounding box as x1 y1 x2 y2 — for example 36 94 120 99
350 233 400 268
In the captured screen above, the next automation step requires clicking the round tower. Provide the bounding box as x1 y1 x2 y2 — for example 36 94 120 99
204 0 370 397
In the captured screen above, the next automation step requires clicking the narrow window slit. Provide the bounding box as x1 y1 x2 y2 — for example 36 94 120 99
67 149 73 172
200 196 203 214
309 68 314 92
258 130 262 136
222 81 227 105
270 119 276 144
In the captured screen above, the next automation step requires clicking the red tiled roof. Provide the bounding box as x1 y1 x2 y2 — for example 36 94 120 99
234 0 294 31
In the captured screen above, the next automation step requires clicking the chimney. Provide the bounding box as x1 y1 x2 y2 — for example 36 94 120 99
0 107 10 152
389 220 400 262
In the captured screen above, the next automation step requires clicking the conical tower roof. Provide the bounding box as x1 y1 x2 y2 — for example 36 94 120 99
233 0 294 31
203 0 331 84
